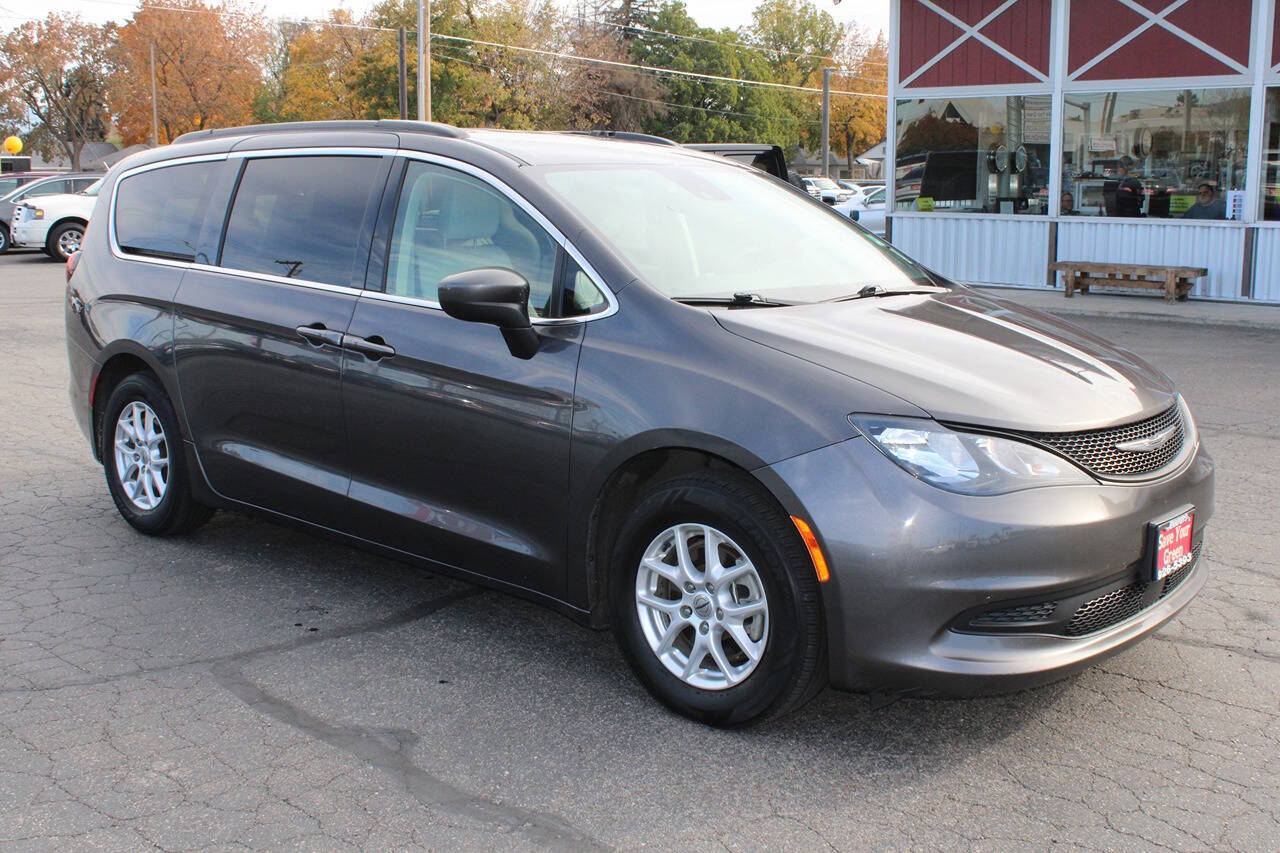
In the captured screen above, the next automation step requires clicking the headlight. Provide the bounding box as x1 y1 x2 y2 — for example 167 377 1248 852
31 208 44 220
851 415 1094 495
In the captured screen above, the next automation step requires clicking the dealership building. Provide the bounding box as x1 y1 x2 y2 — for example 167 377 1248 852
885 0 1280 302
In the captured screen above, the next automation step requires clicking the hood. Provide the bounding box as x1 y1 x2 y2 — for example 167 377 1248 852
714 288 1176 433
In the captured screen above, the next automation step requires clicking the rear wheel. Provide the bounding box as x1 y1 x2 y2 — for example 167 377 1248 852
101 373 213 536
47 221 84 261
610 472 826 726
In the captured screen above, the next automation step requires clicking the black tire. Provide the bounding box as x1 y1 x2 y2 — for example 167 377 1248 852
0 224 9 254
46 221 84 261
101 372 214 536
609 471 827 727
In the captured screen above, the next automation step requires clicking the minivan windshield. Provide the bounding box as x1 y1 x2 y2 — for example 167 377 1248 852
540 163 938 303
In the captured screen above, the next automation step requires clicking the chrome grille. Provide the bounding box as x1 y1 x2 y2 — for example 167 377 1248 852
1016 403 1185 478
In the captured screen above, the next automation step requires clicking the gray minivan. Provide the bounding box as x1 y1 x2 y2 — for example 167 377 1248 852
65 121 1212 725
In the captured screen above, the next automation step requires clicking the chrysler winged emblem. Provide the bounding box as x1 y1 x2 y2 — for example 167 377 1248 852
1115 424 1178 453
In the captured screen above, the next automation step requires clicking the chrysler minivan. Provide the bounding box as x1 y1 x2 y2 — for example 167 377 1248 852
65 121 1213 725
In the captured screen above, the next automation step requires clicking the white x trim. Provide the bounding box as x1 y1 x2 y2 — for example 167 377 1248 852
900 0 1050 89
1069 0 1250 81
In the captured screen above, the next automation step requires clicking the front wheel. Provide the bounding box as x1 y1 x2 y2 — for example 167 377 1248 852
47 221 84 261
101 373 214 536
610 472 827 726
0 225 9 254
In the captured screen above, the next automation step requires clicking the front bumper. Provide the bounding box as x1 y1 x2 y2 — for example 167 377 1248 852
765 435 1215 696
12 221 48 249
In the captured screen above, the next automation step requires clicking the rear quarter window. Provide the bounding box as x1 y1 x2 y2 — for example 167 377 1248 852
115 161 222 262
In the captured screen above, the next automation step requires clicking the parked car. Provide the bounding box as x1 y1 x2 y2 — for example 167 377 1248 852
685 143 788 183
799 176 854 205
848 185 888 237
10 177 100 260
0 170 59 199
0 173 99 253
67 121 1212 726
834 180 872 205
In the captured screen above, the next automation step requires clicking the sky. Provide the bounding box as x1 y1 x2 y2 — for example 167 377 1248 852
10 0 890 38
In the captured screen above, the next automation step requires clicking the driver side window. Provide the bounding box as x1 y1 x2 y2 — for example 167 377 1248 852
386 161 557 318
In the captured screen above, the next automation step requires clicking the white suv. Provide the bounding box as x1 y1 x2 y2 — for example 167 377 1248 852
11 178 101 260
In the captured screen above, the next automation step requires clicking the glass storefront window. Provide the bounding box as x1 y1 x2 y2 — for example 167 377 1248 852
894 95 1052 215
1061 87 1250 220
1261 88 1280 222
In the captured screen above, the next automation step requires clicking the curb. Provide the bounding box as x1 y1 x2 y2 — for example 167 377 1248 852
976 288 1280 332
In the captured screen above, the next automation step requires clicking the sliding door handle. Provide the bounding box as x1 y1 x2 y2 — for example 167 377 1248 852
296 324 344 347
343 334 396 360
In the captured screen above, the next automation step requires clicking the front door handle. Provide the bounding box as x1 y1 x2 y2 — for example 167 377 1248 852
343 334 396 360
296 324 344 348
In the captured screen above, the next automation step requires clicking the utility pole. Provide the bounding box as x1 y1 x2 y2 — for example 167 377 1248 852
417 0 431 122
398 28 408 120
820 67 831 178
149 43 159 146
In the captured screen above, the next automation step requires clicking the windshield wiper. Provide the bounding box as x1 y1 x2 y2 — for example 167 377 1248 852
826 284 943 303
672 292 796 308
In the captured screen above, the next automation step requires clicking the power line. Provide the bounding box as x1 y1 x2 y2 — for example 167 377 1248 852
430 31 883 98
433 47 825 127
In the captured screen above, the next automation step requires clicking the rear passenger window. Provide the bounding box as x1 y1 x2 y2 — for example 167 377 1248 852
220 156 384 287
116 162 221 262
25 180 70 198
385 161 558 317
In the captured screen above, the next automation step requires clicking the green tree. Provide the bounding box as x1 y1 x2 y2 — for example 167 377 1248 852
625 3 806 150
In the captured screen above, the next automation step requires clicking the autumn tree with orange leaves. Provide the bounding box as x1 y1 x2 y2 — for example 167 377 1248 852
0 14 112 169
109 0 269 144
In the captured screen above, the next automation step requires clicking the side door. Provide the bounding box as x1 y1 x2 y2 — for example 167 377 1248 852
173 151 393 529
340 156 610 598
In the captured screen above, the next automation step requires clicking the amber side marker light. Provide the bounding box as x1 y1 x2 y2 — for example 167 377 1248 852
790 516 830 583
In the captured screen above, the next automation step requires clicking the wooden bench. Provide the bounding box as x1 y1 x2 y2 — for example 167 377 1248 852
1049 262 1208 302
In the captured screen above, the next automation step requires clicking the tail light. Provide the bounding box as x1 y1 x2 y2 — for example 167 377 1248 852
65 251 81 283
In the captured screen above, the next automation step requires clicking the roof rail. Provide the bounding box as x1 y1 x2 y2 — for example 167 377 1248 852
172 120 467 144
564 130 679 146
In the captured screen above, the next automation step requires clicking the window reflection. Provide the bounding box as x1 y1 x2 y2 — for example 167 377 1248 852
1061 87 1250 219
1262 88 1280 222
895 96 1052 215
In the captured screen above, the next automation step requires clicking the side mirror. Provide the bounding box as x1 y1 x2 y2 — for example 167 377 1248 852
438 268 540 359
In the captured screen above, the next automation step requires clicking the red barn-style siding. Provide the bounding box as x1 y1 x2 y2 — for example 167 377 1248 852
1273 0 1280 69
899 0 1052 88
1068 0 1252 80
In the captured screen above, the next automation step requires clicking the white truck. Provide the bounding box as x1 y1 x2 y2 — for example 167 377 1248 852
11 177 101 261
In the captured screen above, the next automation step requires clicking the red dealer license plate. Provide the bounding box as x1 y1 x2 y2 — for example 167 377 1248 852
1148 508 1195 582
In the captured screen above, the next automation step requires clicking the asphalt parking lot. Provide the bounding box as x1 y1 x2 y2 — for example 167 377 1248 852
2 248 1278 850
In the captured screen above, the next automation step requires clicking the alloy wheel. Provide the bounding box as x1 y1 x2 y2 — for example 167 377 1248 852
635 523 769 690
57 227 83 258
113 401 169 511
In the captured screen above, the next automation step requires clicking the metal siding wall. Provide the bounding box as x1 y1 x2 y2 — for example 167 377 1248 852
898 0 1051 87
1252 229 1280 303
893 216 1051 287
1056 221 1246 299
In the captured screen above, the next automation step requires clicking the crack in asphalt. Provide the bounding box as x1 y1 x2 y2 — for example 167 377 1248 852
211 661 607 851
3 586 608 850
0 590 483 696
